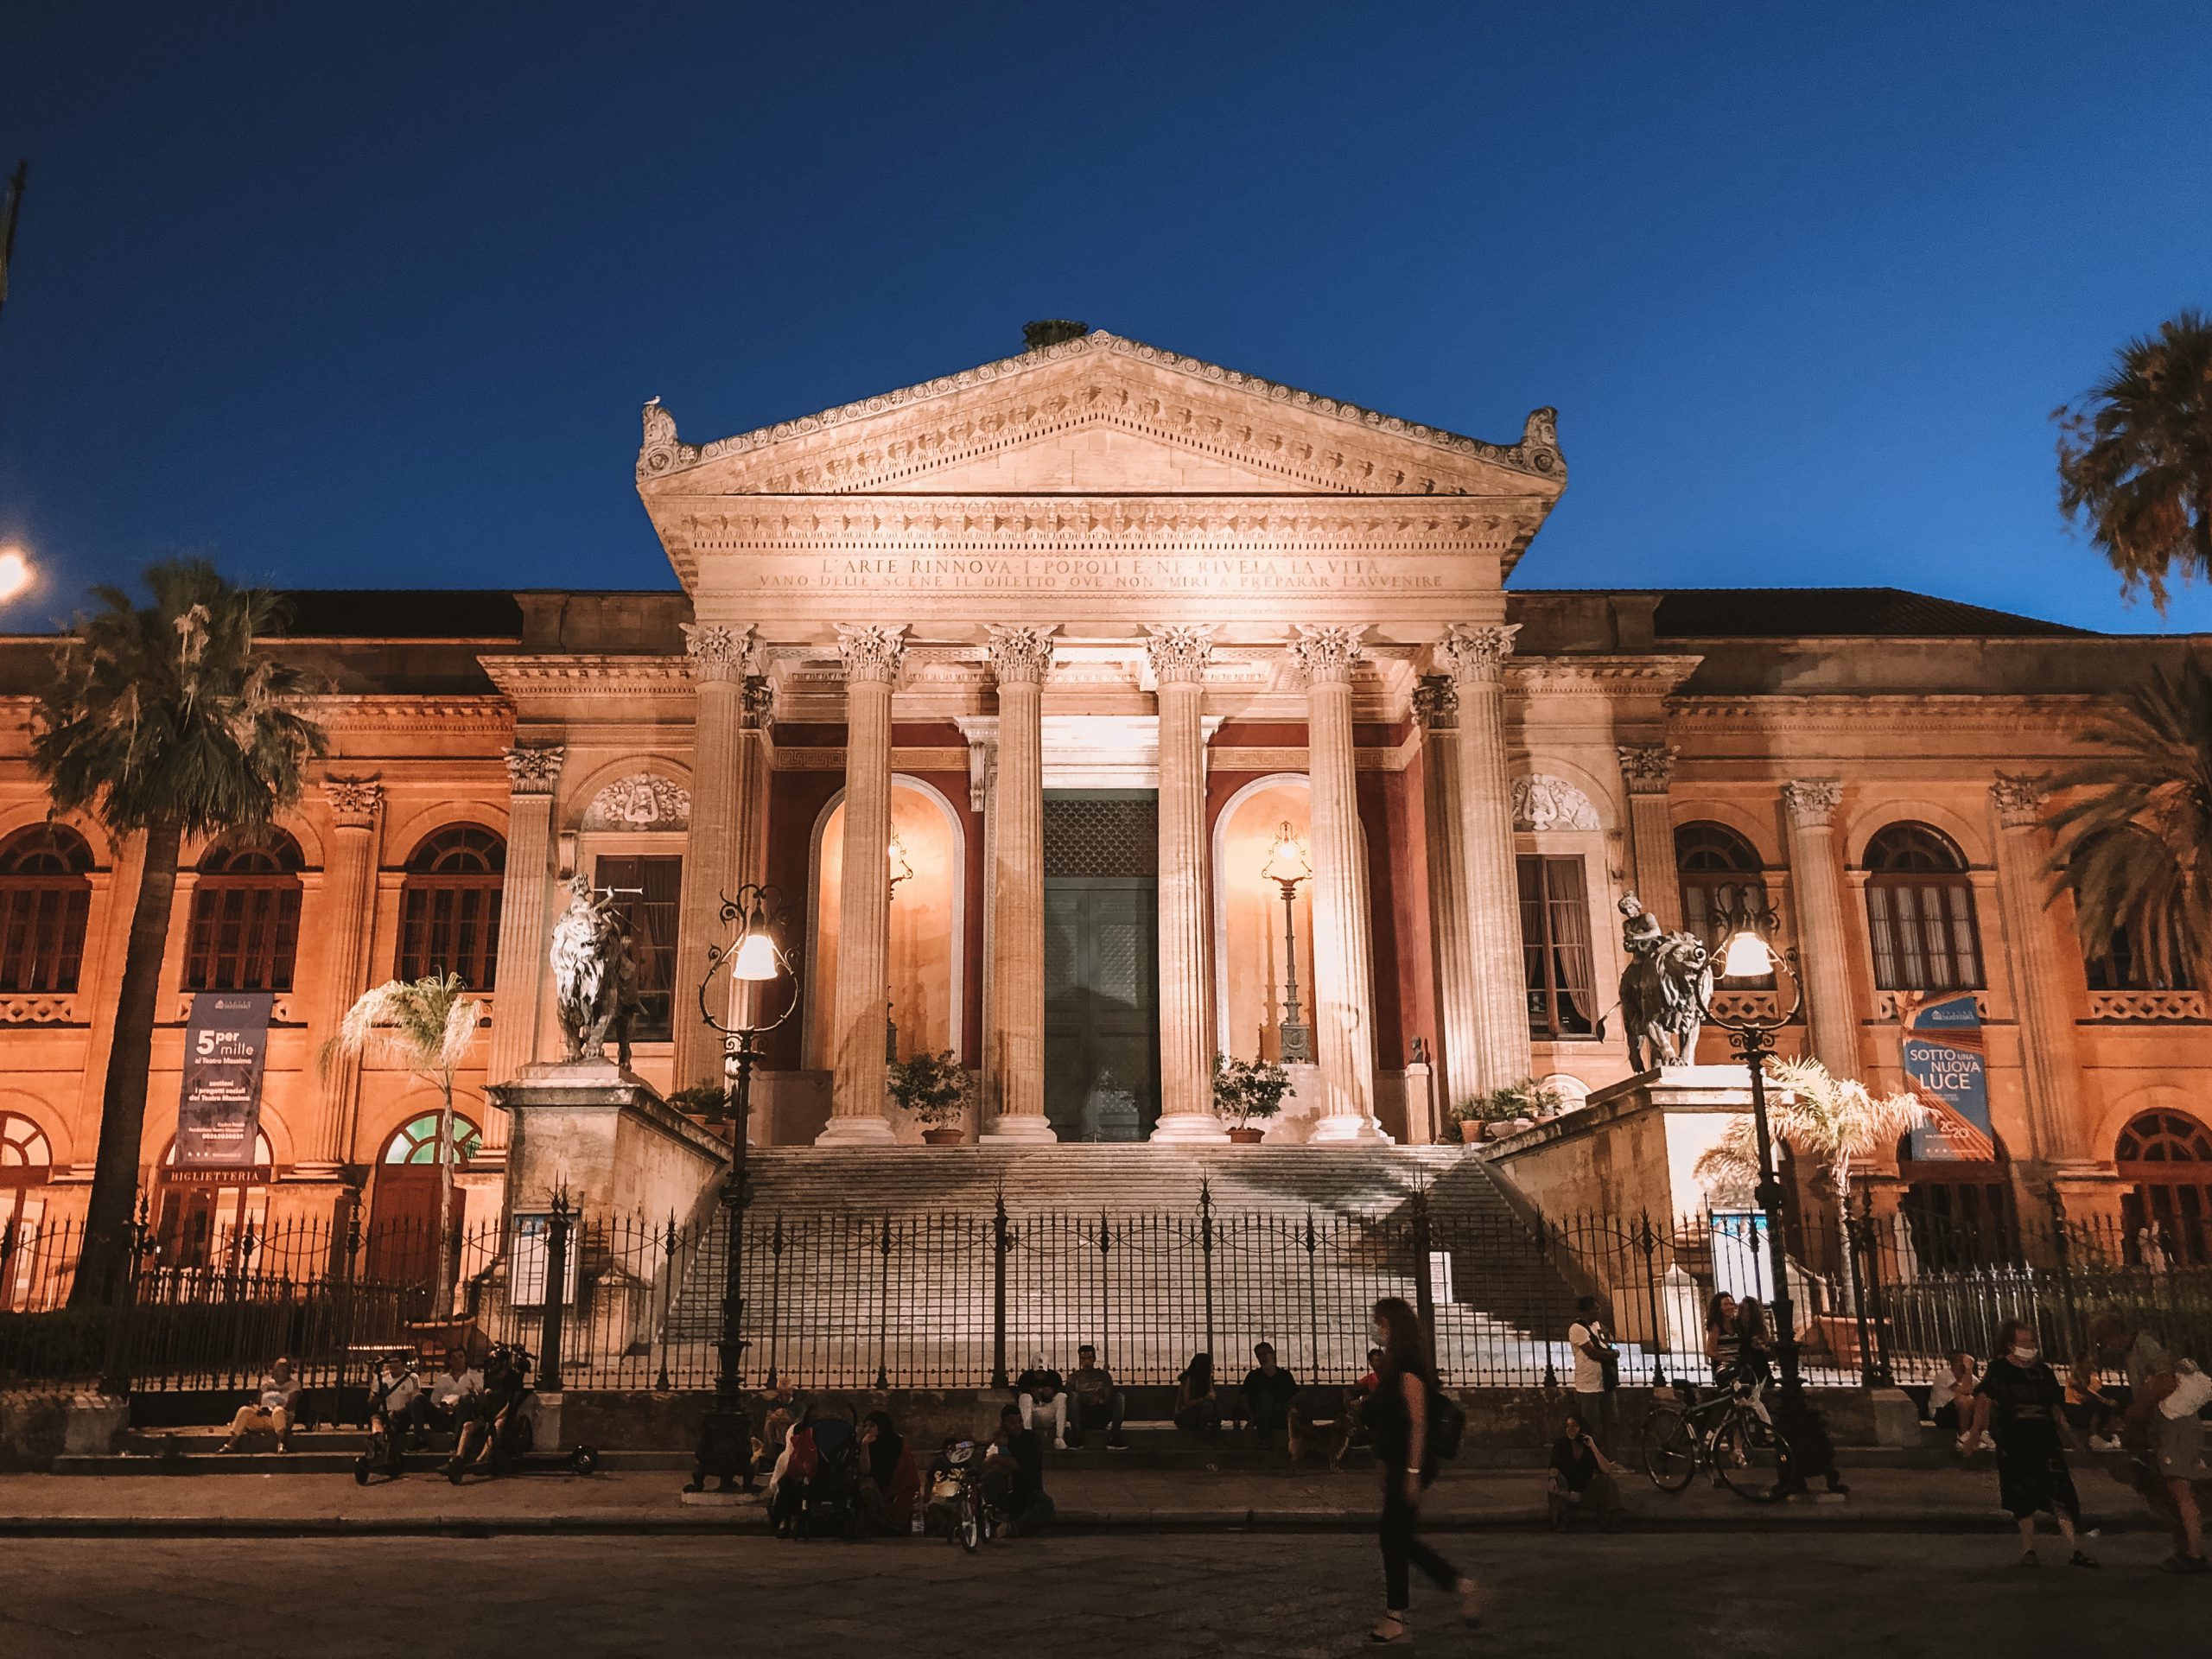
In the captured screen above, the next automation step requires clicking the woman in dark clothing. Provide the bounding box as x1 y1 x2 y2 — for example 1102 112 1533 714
1977 1319 2095 1568
1734 1298 1777 1389
856 1409 920 1535
1173 1352 1221 1437
1365 1297 1480 1644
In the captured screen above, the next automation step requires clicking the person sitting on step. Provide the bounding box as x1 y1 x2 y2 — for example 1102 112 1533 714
220 1357 303 1453
1065 1344 1128 1449
1240 1341 1300 1445
1015 1352 1069 1450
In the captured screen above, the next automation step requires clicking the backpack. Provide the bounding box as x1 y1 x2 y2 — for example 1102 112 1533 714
1428 1384 1466 1460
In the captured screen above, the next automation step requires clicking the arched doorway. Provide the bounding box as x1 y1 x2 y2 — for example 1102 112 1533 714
366 1111 482 1288
155 1131 275 1272
0 1112 53 1309
2117 1110 2212 1266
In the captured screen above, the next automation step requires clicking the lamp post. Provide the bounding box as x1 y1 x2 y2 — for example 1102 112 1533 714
1697 902 1811 1489
684 883 797 1495
885 830 912 1065
1262 821 1313 1065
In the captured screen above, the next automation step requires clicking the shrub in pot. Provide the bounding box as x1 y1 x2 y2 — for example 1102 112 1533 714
1452 1077 1568 1142
889 1049 971 1143
1212 1052 1291 1142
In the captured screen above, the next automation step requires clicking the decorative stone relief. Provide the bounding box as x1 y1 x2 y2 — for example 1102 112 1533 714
1617 744 1679 796
636 397 701 479
1781 778 1843 828
504 745 566 796
580 773 691 830
1511 775 1601 832
1290 624 1367 683
681 621 752 683
323 777 383 828
1440 622 1519 684
836 623 908 684
1143 624 1215 684
1411 674 1459 731
986 624 1058 684
741 677 775 729
1990 772 2048 828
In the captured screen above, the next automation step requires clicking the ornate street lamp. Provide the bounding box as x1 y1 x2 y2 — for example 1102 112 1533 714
1696 894 1812 1491
684 883 797 1495
1262 821 1313 1065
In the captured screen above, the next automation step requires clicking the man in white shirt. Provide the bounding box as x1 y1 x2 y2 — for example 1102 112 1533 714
1567 1297 1619 1439
404 1346 484 1446
220 1357 303 1452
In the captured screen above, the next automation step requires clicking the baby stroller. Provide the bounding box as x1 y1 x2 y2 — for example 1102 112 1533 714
925 1439 992 1553
443 1343 600 1484
788 1409 864 1539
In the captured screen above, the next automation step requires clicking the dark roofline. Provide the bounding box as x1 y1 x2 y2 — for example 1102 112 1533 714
1513 586 2099 639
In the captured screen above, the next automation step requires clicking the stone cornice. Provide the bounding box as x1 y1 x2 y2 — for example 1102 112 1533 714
1507 655 1705 696
1671 693 2109 738
476 655 695 697
299 696 515 737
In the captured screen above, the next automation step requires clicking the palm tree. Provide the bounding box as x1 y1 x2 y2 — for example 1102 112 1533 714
1695 1057 1926 1311
322 974 484 1299
2044 660 2212 989
31 561 324 1303
2056 308 2212 609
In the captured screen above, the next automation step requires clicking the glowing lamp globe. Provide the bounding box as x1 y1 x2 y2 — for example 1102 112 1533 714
1719 928 1775 981
729 907 782 982
1262 821 1310 887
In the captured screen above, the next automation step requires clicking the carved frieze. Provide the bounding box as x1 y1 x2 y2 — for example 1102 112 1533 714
1512 775 1602 833
504 745 566 796
580 773 691 830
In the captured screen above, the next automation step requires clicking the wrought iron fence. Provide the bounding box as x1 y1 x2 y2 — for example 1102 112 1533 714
3 1187 2207 1397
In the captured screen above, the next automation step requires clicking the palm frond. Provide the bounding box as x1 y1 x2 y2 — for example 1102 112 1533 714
321 974 482 1084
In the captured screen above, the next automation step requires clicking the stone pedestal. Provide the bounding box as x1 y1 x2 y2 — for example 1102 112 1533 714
490 1058 729 1220
1485 1065 1754 1227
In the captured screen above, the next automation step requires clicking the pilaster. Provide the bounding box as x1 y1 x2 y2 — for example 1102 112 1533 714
673 623 750 1094
483 744 565 1152
819 626 906 1145
1988 774 2087 1163
1414 676 1480 1118
1780 779 1861 1079
1441 622 1530 1094
1618 743 1681 932
302 777 382 1174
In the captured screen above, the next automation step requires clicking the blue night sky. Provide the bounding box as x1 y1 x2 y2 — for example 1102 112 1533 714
3 1 2209 634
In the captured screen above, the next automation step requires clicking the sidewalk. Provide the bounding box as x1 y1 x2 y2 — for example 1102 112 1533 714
0 1461 2171 1537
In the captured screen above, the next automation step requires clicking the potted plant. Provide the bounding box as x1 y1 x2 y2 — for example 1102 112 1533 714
1452 1077 1568 1142
1212 1052 1290 1143
889 1049 972 1144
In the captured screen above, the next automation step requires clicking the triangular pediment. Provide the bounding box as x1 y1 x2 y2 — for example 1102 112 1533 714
636 330 1565 500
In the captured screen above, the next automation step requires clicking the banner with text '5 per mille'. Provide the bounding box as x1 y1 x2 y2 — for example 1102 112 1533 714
1900 991 1995 1162
174 992 274 1172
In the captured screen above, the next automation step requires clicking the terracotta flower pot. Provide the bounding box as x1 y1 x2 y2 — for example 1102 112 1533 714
921 1128 964 1146
1227 1126 1266 1144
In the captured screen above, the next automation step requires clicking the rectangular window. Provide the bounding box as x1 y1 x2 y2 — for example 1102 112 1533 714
1518 854 1596 1039
1867 879 1985 992
184 881 301 991
398 880 503 988
0 885 88 993
594 855 682 1042
2086 921 2196 991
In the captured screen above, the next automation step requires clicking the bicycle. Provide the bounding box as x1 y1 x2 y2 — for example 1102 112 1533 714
1641 1377 1797 1503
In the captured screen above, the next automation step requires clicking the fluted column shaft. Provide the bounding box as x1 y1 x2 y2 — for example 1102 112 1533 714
983 626 1056 1142
1619 745 1681 932
820 626 905 1145
1990 775 2087 1163
673 624 750 1094
305 779 382 1172
1148 627 1227 1141
1296 627 1386 1141
1443 624 1530 1094
1781 779 1861 1077
482 745 564 1153
1414 677 1480 1119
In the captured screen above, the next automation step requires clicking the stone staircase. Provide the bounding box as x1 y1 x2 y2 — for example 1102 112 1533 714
640 1147 1611 1390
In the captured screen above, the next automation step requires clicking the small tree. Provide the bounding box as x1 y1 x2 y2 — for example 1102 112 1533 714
888 1049 971 1131
321 973 483 1297
1694 1057 1925 1311
1211 1052 1292 1131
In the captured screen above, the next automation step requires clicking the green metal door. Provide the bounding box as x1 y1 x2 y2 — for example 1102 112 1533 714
1041 795 1160 1141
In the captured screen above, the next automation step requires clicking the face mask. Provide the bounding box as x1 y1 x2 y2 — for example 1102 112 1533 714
2011 1344 2037 1364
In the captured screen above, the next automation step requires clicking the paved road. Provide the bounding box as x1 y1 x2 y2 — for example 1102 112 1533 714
1 1530 2200 1657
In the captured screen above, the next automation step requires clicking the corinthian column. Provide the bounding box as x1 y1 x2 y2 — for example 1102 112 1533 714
303 778 383 1173
1990 775 2087 1163
1618 744 1681 932
673 623 751 1094
818 626 906 1146
982 625 1058 1144
1440 623 1530 1094
483 744 563 1154
1414 677 1479 1121
1294 626 1388 1141
1147 626 1228 1142
1780 779 1861 1077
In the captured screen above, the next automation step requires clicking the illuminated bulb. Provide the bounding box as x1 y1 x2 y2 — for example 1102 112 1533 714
1262 820 1310 886
1719 929 1774 981
729 927 781 982
0 548 31 603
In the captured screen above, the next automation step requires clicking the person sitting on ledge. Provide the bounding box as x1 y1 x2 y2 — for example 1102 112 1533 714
1015 1351 1069 1451
221 1357 302 1452
366 1352 420 1463
1547 1410 1625 1532
1240 1341 1300 1444
985 1402 1054 1538
1174 1351 1221 1439
857 1409 921 1535
1066 1344 1127 1449
405 1346 482 1447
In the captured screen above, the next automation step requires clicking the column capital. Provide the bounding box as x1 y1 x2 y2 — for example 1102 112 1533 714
680 621 753 683
1291 624 1367 684
1439 622 1520 684
986 623 1058 684
1991 772 2049 829
504 744 566 795
1618 743 1679 797
322 776 383 830
741 677 775 729
1782 777 1843 829
1144 624 1215 684
1410 674 1459 731
836 623 908 684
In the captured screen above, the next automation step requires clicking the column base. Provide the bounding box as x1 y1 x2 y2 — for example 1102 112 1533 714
1307 1113 1395 1146
1148 1112 1231 1145
979 1114 1059 1146
813 1114 899 1147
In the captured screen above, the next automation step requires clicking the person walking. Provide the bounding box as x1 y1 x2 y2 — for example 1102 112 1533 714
1363 1296 1480 1644
1976 1319 2095 1568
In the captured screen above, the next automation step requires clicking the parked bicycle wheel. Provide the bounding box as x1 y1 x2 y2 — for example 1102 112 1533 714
1641 1407 1698 1493
1712 1408 1796 1503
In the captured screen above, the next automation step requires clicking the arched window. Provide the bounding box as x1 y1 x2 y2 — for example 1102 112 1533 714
397 826 505 988
184 833 304 992
1864 823 1983 992
1675 823 1773 987
0 1112 52 1185
0 826 94 994
2117 1109 2212 1266
380 1111 482 1166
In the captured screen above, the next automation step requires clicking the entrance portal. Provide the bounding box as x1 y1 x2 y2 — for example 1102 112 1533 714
1042 793 1160 1141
